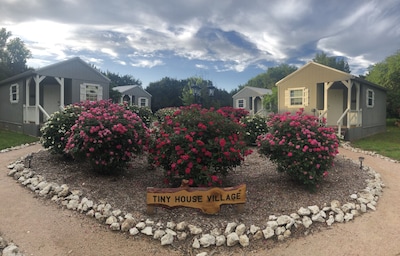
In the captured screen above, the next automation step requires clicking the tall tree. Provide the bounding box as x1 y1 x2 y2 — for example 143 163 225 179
146 77 186 112
0 28 32 80
313 51 351 73
366 50 400 117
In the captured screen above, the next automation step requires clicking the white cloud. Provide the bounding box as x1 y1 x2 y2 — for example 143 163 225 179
130 59 164 68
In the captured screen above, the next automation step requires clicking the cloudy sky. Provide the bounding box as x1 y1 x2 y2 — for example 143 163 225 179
1 0 399 91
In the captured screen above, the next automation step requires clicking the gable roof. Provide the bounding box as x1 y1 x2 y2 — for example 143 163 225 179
0 57 110 85
276 61 352 85
275 61 386 91
232 86 272 97
113 84 152 97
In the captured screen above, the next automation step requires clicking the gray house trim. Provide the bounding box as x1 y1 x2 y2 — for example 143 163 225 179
0 57 111 136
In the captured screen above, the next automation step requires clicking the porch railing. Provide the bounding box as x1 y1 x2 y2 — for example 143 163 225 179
337 108 350 139
23 105 36 123
349 109 362 126
23 105 50 124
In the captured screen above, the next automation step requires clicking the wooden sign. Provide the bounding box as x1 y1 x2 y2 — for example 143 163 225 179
146 180 246 214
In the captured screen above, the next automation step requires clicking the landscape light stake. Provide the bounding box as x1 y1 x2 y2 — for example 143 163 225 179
359 156 365 169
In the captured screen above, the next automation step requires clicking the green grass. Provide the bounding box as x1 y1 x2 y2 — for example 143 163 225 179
0 129 39 150
350 119 400 161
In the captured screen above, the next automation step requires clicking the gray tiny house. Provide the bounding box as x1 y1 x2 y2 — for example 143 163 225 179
276 61 387 141
0 57 110 136
232 86 272 116
113 85 152 107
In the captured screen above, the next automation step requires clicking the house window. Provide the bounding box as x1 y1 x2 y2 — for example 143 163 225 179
80 83 103 101
366 89 375 108
10 84 19 103
285 87 309 108
139 97 148 107
237 99 246 108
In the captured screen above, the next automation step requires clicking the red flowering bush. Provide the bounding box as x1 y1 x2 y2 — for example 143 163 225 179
216 106 249 122
149 104 252 187
257 109 339 191
64 100 150 173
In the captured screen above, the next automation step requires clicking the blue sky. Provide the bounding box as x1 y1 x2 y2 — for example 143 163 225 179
1 0 399 91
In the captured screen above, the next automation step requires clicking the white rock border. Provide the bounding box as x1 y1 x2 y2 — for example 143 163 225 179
0 236 24 256
3 145 386 255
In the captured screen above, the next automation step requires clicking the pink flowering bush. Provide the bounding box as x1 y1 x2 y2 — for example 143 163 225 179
64 100 150 173
149 104 252 187
257 109 339 191
216 106 249 122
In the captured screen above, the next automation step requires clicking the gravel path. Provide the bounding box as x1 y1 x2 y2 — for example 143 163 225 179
1 144 400 256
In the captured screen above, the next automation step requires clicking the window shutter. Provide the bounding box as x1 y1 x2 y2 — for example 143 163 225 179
284 89 289 107
97 85 103 100
80 84 86 101
303 88 309 106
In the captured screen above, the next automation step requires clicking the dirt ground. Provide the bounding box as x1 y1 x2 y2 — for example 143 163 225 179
1 144 400 256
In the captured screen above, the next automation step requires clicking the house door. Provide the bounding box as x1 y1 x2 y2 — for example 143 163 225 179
43 84 60 121
327 89 343 126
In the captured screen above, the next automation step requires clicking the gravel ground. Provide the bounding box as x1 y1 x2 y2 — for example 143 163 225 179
26 147 370 250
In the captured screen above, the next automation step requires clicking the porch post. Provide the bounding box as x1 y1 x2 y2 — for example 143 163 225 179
55 77 65 109
342 80 352 128
33 75 46 124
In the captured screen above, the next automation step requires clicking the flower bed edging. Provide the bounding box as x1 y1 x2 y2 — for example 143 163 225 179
5 148 384 252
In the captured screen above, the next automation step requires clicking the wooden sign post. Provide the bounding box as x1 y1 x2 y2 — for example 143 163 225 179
146 180 246 214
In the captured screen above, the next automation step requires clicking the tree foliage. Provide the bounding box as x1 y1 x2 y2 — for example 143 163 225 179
0 28 32 80
147 76 232 112
313 51 351 73
366 50 400 117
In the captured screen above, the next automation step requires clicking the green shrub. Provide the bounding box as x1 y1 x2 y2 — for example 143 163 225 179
257 109 339 191
40 104 83 155
149 104 252 187
154 107 179 123
125 105 153 128
64 100 150 173
241 115 269 145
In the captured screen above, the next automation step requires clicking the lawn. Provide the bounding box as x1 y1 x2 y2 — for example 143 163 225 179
0 129 39 150
350 119 400 161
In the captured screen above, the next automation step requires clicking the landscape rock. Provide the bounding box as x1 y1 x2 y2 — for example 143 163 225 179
224 222 237 235
302 216 313 228
141 226 153 236
297 207 311 216
262 227 275 239
239 234 249 247
161 233 174 245
235 224 246 236
226 233 239 247
199 234 215 247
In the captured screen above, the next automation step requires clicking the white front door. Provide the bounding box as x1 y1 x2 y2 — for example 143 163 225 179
327 89 343 126
43 84 60 121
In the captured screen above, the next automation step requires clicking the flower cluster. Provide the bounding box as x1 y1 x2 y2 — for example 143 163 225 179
125 105 153 128
40 104 83 155
216 106 249 123
257 109 339 191
241 115 269 145
64 100 150 173
154 107 179 123
149 104 252 187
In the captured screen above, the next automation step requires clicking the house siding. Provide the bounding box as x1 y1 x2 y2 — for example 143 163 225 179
0 79 25 132
360 84 386 129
